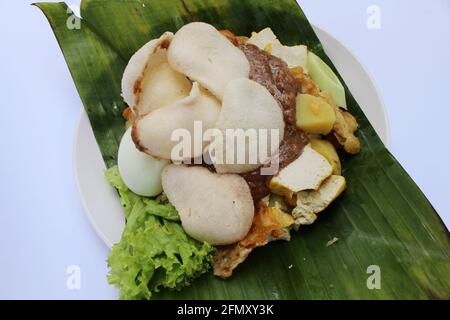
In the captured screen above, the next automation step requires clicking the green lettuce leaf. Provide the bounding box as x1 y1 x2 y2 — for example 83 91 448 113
105 166 179 221
105 166 213 300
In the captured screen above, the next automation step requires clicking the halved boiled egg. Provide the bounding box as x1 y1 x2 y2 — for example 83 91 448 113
118 127 169 197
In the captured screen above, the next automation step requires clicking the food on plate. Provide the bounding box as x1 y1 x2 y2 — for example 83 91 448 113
292 175 346 227
295 94 336 135
238 40 309 202
213 200 293 278
307 51 347 109
106 166 212 300
118 127 169 196
121 32 175 114
212 78 285 174
162 165 254 245
247 27 279 49
269 144 333 198
107 23 361 297
292 61 360 154
167 22 250 99
269 193 291 212
132 82 220 160
322 91 361 154
247 27 308 70
136 61 192 115
268 43 308 70
310 138 341 175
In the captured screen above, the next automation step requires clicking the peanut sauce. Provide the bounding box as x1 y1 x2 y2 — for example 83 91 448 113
238 44 308 202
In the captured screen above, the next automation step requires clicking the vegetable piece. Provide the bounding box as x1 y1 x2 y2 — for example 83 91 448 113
293 175 346 228
162 165 255 245
167 22 250 99
105 165 180 221
310 138 341 175
105 166 212 300
307 51 347 109
296 94 336 135
118 127 169 197
108 212 212 300
269 144 332 198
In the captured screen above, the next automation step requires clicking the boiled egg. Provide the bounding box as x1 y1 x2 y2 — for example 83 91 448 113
118 127 169 196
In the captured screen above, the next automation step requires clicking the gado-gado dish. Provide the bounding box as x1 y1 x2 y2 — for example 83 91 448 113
107 22 361 299
39 0 450 300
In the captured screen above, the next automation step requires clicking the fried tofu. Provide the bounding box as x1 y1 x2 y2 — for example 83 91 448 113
293 175 346 228
213 201 293 278
269 144 333 198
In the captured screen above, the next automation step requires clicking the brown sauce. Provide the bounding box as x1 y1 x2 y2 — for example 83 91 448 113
238 44 309 202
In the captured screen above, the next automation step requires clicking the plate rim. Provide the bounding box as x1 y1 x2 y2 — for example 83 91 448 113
72 114 118 248
312 24 391 147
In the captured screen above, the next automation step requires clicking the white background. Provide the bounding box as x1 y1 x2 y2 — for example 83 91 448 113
0 0 449 299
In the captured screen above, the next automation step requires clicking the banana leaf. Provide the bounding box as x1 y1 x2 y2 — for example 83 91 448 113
35 0 450 299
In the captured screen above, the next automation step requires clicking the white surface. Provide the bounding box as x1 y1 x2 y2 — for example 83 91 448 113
0 0 449 299
75 24 390 248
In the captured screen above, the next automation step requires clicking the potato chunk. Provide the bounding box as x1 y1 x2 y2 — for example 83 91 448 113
310 138 341 175
296 94 336 135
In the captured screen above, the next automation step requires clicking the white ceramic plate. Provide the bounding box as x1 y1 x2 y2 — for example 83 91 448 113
74 25 390 248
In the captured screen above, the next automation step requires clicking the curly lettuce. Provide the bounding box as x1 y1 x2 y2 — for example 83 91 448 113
105 166 213 300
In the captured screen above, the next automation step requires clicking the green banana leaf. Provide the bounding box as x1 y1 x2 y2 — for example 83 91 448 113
35 0 450 299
